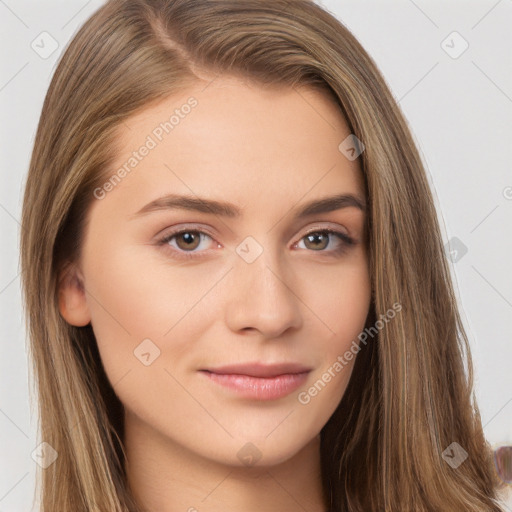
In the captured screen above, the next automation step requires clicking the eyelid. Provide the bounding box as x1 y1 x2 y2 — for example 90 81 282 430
155 224 218 243
301 223 352 239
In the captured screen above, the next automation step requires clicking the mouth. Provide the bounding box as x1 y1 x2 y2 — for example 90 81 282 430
199 362 312 401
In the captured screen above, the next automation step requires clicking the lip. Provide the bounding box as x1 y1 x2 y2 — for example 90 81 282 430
199 362 312 401
204 362 312 377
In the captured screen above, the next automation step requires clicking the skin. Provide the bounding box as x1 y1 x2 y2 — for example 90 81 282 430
58 75 371 512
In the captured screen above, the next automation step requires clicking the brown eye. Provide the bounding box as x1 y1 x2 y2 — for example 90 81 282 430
158 229 217 260
303 232 329 251
297 229 355 254
174 231 202 251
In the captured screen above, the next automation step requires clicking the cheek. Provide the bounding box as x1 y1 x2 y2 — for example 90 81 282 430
305 254 371 344
299 257 371 399
81 238 219 378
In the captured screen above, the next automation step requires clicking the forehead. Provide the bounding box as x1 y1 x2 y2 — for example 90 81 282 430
100 76 365 214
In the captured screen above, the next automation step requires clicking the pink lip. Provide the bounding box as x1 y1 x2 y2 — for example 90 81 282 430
200 363 312 401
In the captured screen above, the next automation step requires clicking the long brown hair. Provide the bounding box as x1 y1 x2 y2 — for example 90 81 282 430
20 0 506 510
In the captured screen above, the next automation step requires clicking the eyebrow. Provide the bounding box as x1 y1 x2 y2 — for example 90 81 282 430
131 192 366 219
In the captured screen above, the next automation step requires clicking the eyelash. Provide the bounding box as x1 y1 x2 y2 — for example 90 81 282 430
156 226 356 261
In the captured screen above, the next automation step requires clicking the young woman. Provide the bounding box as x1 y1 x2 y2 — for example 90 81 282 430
20 0 507 510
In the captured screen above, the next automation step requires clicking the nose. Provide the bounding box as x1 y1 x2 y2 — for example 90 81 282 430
223 245 303 338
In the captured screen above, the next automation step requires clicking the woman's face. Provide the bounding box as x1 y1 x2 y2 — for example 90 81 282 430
59 76 371 467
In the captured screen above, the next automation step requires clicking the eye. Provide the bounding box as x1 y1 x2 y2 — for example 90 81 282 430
157 229 218 260
294 228 355 255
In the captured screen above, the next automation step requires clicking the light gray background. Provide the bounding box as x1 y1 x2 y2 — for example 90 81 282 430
1 0 511 510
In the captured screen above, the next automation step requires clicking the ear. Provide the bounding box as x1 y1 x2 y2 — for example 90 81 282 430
58 263 91 327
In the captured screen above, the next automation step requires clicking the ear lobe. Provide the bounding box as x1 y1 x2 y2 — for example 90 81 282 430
58 264 91 327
